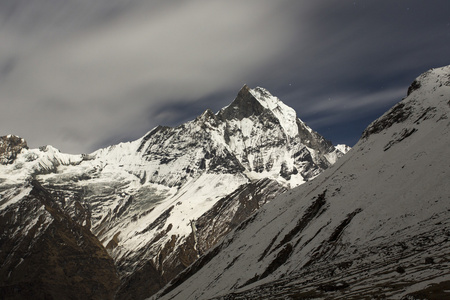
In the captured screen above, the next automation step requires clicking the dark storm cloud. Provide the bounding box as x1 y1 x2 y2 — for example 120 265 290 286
0 0 449 152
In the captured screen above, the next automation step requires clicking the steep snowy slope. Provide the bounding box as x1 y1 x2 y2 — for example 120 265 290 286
0 85 347 299
154 66 450 300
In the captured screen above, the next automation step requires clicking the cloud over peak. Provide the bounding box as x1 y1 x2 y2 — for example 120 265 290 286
1 1 448 152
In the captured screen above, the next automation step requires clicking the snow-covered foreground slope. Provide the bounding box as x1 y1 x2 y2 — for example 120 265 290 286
154 66 450 300
0 85 347 299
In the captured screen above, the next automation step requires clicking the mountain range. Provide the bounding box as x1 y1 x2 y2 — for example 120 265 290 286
0 85 348 299
2 65 448 300
153 65 450 299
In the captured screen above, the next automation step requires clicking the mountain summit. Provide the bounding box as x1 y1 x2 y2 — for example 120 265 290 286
0 86 347 299
154 66 450 300
219 85 267 120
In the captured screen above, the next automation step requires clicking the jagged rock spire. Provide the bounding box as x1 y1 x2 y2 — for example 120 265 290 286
218 84 266 120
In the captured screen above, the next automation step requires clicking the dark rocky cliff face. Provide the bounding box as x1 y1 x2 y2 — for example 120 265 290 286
0 135 28 165
0 181 120 300
218 85 267 121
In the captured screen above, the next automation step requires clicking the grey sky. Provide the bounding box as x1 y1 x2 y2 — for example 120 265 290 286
1 0 449 153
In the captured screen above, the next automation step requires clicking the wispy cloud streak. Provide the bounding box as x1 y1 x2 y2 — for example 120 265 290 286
0 1 448 152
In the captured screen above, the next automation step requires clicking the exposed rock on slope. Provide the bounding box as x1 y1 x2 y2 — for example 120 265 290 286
0 181 120 300
0 85 347 299
0 135 28 165
154 66 450 300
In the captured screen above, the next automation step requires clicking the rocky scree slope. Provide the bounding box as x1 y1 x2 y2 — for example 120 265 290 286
154 66 450 300
0 85 347 299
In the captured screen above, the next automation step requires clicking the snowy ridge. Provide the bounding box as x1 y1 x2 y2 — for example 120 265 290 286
0 85 347 299
0 143 84 184
153 66 450 300
249 87 299 138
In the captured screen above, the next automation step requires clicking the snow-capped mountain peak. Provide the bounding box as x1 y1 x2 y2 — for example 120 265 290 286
218 84 300 140
218 84 266 120
153 65 450 300
0 85 348 299
249 86 299 138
